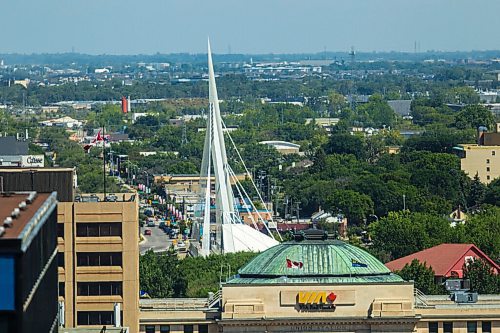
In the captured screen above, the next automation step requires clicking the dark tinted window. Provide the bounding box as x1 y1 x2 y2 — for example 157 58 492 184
198 324 208 333
482 322 491 333
58 252 65 268
76 223 122 237
77 311 114 326
145 325 156 333
467 322 477 333
429 322 438 333
160 325 170 333
184 325 193 333
77 282 122 296
443 322 453 333
57 223 64 238
58 282 65 297
76 252 122 267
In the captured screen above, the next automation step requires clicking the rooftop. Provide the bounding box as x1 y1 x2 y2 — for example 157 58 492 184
385 243 500 277
0 192 56 248
0 136 28 155
229 230 403 285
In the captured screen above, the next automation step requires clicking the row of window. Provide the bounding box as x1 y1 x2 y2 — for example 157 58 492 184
144 325 208 333
77 252 122 267
77 311 121 326
77 281 122 296
58 252 123 268
58 281 122 298
57 223 122 239
76 223 122 237
429 321 491 333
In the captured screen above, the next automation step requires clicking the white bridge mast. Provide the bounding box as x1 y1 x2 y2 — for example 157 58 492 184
198 39 279 256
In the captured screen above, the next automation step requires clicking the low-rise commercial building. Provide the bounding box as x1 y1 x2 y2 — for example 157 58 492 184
138 231 500 333
455 123 500 184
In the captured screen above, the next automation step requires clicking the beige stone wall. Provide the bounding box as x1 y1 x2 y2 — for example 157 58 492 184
221 283 414 320
459 145 500 184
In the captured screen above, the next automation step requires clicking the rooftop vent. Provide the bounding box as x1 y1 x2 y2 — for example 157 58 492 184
3 217 13 227
11 208 20 218
0 226 5 237
26 192 37 204
19 201 27 210
294 229 328 241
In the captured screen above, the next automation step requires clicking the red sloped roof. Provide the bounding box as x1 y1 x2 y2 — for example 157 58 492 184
385 243 500 277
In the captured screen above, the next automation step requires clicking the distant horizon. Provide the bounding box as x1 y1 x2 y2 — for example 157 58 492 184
2 49 500 57
1 0 500 55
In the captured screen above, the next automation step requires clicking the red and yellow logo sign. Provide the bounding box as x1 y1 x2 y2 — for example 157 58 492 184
297 291 337 310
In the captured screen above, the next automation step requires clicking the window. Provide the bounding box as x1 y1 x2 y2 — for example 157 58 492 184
77 282 122 296
482 322 491 333
160 326 170 333
487 175 491 180
198 324 208 333
76 223 122 237
493 151 496 156
57 223 64 238
145 325 156 333
184 325 194 333
58 252 65 268
76 252 122 267
487 167 490 172
77 311 114 326
486 159 490 164
467 321 477 333
443 322 453 333
428 322 438 333
58 282 65 297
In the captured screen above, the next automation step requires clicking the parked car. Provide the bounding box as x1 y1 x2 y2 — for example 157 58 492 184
144 229 152 236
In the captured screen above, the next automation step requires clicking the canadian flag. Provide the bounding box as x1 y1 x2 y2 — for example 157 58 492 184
286 258 303 269
83 130 109 152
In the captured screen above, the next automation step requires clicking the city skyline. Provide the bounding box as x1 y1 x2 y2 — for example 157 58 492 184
1 0 500 55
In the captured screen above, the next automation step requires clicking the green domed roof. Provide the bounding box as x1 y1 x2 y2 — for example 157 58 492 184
230 238 403 284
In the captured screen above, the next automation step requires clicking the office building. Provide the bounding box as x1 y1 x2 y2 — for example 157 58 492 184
58 193 139 332
0 191 59 333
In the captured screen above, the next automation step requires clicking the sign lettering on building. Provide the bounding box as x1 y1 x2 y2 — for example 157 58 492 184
296 291 337 311
21 155 44 167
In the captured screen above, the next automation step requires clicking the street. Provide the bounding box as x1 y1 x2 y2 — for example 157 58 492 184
140 225 173 255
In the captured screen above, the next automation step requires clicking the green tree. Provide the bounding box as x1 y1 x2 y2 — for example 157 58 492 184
455 104 495 130
463 259 500 294
324 189 374 224
139 250 187 298
467 173 486 208
484 178 500 206
324 133 366 160
356 94 396 128
370 211 430 260
395 259 445 295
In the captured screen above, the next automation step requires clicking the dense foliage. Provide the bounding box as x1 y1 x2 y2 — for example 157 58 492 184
140 250 258 298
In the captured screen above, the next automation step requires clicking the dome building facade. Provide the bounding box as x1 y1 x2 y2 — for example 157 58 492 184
139 230 500 333
220 231 417 332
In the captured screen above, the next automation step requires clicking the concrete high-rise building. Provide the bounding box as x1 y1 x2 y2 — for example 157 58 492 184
0 191 59 333
0 168 140 332
57 193 139 332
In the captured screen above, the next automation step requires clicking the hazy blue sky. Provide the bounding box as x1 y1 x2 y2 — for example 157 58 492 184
1 0 499 54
